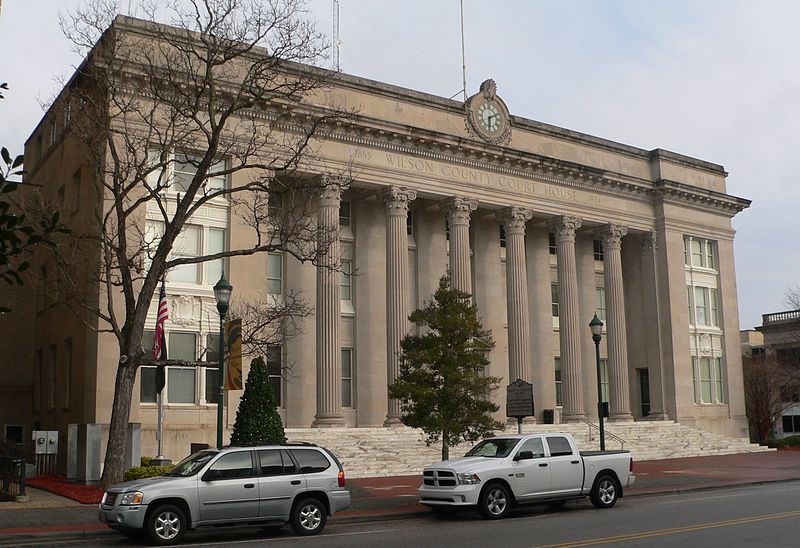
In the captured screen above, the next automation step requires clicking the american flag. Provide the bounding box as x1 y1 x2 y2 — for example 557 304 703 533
153 280 168 394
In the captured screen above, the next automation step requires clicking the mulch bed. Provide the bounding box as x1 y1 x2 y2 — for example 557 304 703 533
26 476 104 504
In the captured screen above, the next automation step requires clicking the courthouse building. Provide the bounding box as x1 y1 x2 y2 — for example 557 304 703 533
0 16 751 462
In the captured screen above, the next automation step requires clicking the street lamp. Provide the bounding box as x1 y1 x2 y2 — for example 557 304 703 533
589 314 606 451
214 273 233 449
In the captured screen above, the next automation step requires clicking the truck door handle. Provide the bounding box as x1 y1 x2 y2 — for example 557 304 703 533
539 463 548 467
291 480 301 485
571 460 580 464
244 484 255 489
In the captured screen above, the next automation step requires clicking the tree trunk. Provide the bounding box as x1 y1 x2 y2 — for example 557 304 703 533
100 361 138 489
441 440 449 461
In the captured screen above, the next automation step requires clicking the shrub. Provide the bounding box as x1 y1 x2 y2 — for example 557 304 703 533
780 435 800 447
140 456 153 467
231 356 286 446
123 465 174 482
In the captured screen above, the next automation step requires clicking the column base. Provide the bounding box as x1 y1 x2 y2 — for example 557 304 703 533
559 412 586 423
608 412 635 422
642 412 670 421
312 414 345 428
383 416 404 427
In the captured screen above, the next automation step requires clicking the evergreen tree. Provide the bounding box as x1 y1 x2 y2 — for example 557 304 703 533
389 275 503 460
230 357 286 446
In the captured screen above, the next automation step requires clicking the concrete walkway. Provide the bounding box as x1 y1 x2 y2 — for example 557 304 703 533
1 450 798 544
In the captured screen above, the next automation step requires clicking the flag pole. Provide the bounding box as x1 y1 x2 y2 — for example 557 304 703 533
156 391 164 460
152 279 170 466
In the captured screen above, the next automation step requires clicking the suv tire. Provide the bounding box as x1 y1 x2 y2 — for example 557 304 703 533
145 504 187 546
290 497 327 536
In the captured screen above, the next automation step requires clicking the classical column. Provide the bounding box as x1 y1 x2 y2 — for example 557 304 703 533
442 197 478 293
640 231 668 419
600 224 634 421
498 207 534 387
550 215 584 422
313 176 347 427
383 186 417 426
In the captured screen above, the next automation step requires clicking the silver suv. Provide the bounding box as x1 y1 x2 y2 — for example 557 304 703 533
98 443 351 545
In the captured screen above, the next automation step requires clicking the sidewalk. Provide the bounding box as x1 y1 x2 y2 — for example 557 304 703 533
1 450 798 544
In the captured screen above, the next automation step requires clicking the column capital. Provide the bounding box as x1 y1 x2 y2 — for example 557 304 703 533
318 174 349 205
441 196 478 225
497 207 533 234
598 223 628 248
382 186 417 215
639 231 657 254
549 215 582 242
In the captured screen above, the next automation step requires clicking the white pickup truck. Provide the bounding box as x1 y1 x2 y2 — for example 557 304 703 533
419 432 634 519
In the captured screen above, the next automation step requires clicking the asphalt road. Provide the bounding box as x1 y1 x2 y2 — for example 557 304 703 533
20 481 800 547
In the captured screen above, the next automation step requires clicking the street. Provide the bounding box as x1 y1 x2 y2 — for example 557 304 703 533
17 480 800 547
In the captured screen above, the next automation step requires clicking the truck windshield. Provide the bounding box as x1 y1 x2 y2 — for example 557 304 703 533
164 450 218 477
464 438 520 458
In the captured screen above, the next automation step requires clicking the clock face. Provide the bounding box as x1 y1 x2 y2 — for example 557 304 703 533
477 101 502 133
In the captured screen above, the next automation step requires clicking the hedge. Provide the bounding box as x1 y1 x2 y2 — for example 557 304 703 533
123 464 175 482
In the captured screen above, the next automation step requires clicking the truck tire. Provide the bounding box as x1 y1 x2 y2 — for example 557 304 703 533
590 474 619 508
478 482 511 519
145 504 187 546
290 497 327 536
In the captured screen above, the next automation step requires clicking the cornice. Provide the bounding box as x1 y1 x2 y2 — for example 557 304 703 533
654 180 750 215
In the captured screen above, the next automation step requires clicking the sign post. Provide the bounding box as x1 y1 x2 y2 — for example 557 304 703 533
506 379 534 434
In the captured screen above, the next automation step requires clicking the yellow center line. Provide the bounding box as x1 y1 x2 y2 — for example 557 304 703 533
534 510 800 547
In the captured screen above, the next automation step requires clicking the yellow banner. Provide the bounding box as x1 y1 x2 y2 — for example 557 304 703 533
224 319 243 390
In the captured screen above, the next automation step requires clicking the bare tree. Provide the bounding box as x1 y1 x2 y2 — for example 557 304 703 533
786 285 800 310
53 0 352 487
742 354 800 442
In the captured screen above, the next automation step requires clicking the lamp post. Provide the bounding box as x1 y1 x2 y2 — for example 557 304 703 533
213 273 233 449
589 314 605 451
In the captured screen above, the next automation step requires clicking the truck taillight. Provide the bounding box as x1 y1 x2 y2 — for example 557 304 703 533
338 470 346 488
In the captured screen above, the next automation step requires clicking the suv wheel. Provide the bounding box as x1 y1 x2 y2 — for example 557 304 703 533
290 497 327 536
146 504 187 546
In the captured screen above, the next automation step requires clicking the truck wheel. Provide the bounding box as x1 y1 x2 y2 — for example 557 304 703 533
290 497 327 536
146 504 187 545
478 483 511 519
590 474 619 508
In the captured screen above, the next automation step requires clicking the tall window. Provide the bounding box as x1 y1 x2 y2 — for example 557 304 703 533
599 358 609 402
63 338 72 409
499 225 507 249
699 357 712 403
340 259 352 301
171 224 201 283
339 200 351 227
341 349 353 408
593 239 604 261
551 283 559 317
554 357 562 407
595 287 606 322
714 358 725 403
709 288 719 326
692 356 725 404
694 287 708 326
692 287 719 327
549 233 557 255
407 211 414 236
172 152 226 193
168 332 197 404
268 191 283 219
266 345 282 406
686 286 693 324
691 357 699 403
206 228 226 283
148 222 227 286
204 333 220 404
684 236 717 269
267 252 284 295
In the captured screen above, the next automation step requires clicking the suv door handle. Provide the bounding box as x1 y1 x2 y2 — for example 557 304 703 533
244 483 255 489
539 463 548 467
291 480 301 485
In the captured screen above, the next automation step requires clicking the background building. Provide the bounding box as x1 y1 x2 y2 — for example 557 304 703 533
0 16 751 468
755 310 800 438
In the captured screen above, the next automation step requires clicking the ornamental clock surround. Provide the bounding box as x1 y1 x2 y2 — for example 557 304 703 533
466 79 512 145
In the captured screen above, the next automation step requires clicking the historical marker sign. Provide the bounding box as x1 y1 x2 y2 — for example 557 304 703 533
506 378 534 418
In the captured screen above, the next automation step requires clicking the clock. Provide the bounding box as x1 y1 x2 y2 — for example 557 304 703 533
465 79 512 145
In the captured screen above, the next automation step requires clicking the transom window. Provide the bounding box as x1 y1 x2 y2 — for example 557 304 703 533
551 283 559 317
342 349 353 408
340 260 352 301
595 287 606 322
593 239 604 261
549 233 557 255
267 252 284 295
339 200 351 227
499 225 507 248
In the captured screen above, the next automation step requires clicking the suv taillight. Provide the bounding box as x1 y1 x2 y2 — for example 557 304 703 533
338 470 346 488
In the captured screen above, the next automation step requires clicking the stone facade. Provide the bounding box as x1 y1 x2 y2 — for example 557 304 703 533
0 16 752 465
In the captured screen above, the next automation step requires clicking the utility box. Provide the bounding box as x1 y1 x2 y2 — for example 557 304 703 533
32 430 59 455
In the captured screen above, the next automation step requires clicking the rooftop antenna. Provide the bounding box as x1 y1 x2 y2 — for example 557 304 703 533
332 0 341 72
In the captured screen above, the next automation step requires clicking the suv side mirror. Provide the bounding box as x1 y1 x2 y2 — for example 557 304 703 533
514 450 533 461
202 469 221 482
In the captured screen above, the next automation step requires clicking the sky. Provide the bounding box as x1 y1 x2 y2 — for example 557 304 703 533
1 0 798 330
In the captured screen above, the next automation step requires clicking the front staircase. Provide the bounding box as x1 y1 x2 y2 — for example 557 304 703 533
284 421 772 478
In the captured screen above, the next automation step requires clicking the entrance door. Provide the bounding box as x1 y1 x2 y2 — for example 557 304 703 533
638 368 651 417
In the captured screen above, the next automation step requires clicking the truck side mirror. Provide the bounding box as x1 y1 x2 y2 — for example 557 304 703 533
514 450 533 461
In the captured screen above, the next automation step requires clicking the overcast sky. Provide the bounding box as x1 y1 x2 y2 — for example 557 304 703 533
1 0 797 330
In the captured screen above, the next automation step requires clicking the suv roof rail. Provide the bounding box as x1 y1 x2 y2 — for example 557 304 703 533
282 440 319 447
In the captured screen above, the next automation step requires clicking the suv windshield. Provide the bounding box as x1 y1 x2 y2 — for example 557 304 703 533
465 438 520 458
164 450 218 477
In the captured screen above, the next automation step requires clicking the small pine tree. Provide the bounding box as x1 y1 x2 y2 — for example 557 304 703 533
230 356 286 446
389 275 503 461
